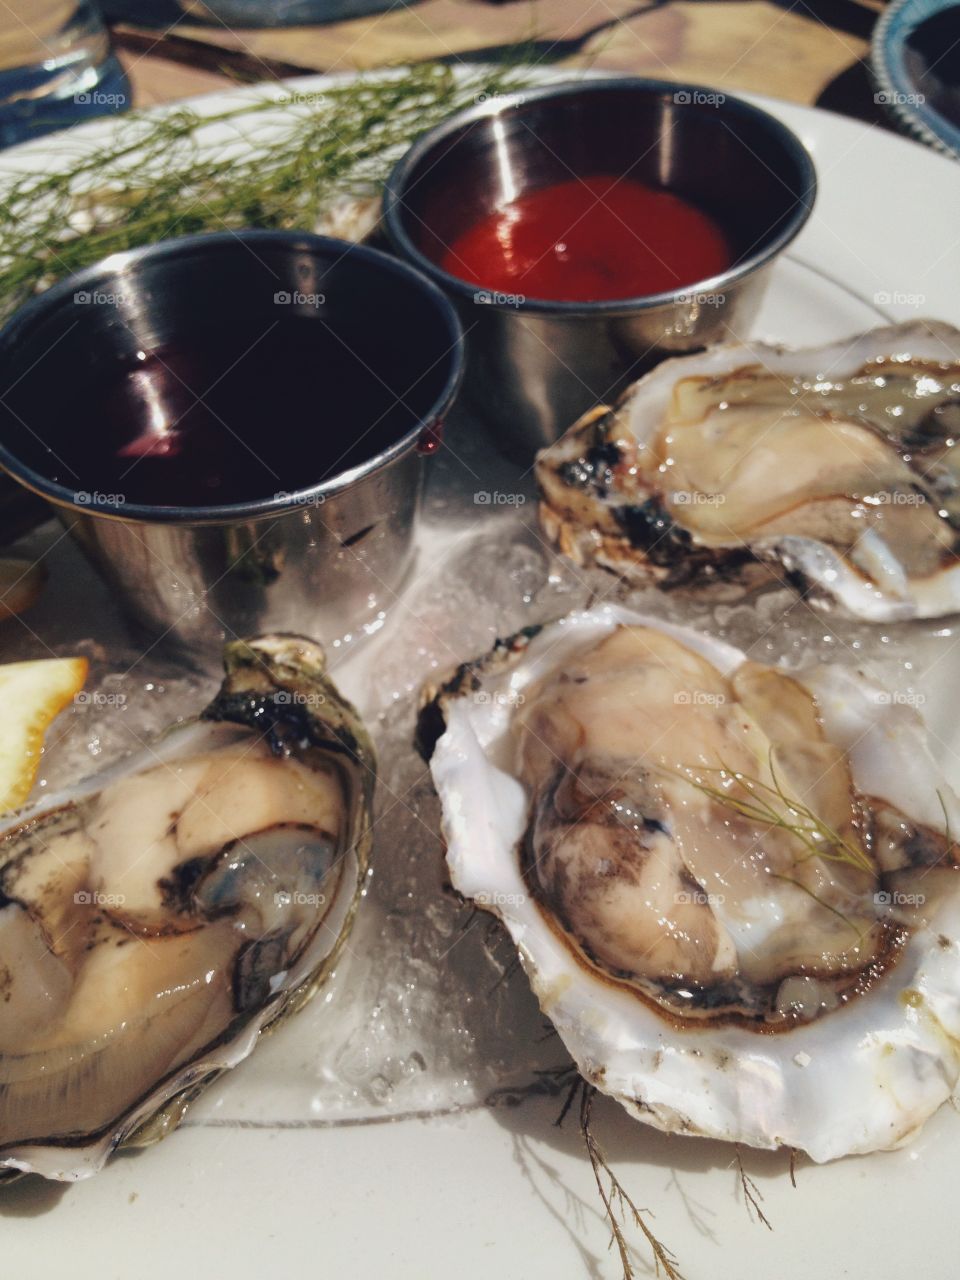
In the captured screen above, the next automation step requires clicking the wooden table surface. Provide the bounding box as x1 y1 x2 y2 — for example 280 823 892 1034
109 0 893 128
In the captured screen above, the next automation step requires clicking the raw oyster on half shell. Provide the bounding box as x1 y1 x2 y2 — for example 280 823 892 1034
0 634 374 1182
537 322 960 621
421 606 960 1161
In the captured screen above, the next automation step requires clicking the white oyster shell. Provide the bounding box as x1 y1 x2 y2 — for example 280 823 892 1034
427 604 960 1162
0 635 375 1182
537 322 960 622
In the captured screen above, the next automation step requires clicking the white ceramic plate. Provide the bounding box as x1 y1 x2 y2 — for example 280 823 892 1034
1 74 960 1280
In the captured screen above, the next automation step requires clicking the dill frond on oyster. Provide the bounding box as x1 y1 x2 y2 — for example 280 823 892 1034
422 605 960 1162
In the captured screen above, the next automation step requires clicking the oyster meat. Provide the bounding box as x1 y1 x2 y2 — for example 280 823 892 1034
537 322 960 621
422 605 960 1160
0 634 374 1181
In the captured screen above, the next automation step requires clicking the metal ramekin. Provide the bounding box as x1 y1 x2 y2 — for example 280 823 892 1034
0 230 464 656
383 77 817 459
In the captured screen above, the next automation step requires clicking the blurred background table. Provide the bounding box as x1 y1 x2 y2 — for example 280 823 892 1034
108 0 892 126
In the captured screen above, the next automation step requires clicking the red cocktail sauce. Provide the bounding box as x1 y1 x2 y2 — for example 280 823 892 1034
440 175 732 303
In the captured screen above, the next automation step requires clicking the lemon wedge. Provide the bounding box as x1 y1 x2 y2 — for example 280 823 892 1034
0 558 46 620
0 656 89 813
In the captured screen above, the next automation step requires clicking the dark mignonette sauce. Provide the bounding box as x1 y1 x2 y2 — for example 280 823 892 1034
42 317 416 508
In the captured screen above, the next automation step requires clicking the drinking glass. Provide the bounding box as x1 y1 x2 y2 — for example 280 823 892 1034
0 2 129 148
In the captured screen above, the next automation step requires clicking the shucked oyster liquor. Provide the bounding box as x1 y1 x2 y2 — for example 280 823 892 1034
537 322 960 621
0 635 374 1182
422 606 960 1161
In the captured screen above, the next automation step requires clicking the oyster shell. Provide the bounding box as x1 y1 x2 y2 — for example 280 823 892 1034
537 322 960 621
421 606 960 1161
0 634 375 1182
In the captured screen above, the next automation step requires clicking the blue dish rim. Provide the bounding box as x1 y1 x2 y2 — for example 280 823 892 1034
871 0 960 160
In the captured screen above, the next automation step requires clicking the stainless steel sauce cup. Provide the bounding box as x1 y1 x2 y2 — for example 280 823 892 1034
0 231 464 656
382 77 816 458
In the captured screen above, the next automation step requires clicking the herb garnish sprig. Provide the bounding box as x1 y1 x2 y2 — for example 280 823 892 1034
680 755 874 876
0 62 534 318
